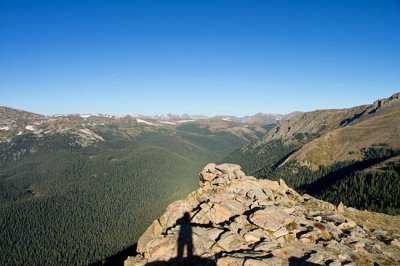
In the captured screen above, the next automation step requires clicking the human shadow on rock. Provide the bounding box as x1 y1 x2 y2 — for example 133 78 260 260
145 212 216 266
176 212 193 260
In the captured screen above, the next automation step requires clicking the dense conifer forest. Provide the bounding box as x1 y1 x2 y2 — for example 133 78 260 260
224 140 298 176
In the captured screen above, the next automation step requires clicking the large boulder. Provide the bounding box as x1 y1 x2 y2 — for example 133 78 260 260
259 179 280 191
215 164 241 174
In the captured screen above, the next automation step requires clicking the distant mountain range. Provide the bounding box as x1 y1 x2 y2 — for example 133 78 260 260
51 111 292 124
2 109 291 123
0 107 292 145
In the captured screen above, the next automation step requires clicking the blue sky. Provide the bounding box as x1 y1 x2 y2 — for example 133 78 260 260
1 0 399 116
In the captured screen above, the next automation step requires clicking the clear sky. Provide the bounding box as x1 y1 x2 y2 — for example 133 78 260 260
1 0 399 116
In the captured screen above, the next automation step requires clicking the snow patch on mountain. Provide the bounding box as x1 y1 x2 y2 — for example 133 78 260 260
177 120 195 123
160 121 176 125
137 118 157 126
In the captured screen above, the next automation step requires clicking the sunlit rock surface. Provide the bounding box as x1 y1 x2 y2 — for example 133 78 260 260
126 164 400 266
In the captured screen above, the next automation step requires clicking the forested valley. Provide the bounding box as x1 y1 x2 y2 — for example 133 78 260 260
0 124 251 265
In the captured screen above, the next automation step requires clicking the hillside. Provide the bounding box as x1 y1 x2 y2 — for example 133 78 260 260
260 92 400 147
0 108 277 265
286 109 400 169
126 164 400 265
226 92 400 214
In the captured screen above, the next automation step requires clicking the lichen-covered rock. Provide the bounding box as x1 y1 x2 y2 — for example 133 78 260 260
126 163 400 266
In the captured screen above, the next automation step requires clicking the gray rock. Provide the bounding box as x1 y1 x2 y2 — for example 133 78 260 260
234 169 246 179
217 231 245 252
215 164 241 174
203 163 217 173
250 208 290 232
246 189 268 200
259 179 280 191
136 220 162 253
338 221 357 231
337 202 345 213
217 256 245 266
244 258 273 266
273 228 289 238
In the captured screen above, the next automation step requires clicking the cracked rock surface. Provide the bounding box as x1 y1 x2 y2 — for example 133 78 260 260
126 163 400 266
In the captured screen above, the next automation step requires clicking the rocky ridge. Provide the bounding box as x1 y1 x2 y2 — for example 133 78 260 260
0 106 282 145
259 92 400 147
126 163 400 265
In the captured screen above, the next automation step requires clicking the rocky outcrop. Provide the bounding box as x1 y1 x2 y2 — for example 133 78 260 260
126 163 400 266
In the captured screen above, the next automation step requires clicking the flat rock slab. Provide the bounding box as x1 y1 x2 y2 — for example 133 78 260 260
250 208 291 232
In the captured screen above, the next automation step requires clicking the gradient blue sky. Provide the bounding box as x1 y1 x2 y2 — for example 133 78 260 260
1 0 399 116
